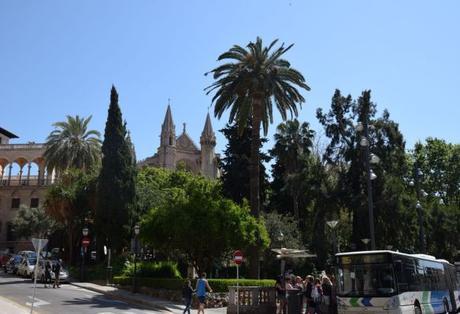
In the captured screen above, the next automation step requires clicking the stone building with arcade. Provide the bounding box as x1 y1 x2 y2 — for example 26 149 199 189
0 128 52 251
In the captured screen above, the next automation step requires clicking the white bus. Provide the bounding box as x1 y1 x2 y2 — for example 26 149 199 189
336 250 460 313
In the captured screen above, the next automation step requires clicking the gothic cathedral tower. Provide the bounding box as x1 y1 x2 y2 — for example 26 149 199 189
158 104 176 169
200 113 216 178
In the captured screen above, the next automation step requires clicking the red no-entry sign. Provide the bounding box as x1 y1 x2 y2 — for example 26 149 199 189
82 236 91 247
233 250 243 265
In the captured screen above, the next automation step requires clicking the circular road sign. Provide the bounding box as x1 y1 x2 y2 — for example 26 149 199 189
82 236 91 247
233 250 243 265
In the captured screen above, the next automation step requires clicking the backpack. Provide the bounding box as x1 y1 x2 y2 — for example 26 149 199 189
311 285 322 304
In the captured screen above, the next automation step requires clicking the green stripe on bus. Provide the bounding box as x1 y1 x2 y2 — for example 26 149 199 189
350 298 360 307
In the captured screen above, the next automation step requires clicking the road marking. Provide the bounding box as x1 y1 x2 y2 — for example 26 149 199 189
97 312 116 314
26 296 50 307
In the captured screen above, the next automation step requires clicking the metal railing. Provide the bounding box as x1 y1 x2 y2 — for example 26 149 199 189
0 143 45 150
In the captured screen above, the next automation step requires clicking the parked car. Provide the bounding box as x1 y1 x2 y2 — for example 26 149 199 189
0 252 11 269
4 255 23 274
17 256 37 278
17 251 37 259
35 260 69 283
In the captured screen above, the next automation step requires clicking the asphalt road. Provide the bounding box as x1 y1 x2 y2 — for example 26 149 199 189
0 273 160 314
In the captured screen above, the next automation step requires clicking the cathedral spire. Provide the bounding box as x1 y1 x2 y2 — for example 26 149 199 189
201 112 215 140
161 104 176 147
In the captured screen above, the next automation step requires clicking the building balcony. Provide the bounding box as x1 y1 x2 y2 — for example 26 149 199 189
0 176 50 187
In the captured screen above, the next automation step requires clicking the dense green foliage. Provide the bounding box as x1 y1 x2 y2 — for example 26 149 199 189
96 86 137 252
12 205 61 239
138 167 269 273
45 168 97 264
122 261 181 279
44 115 101 172
113 276 275 292
220 122 270 206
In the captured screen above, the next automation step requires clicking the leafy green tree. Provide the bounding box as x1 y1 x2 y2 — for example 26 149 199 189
409 138 460 258
206 37 310 277
317 90 414 251
12 205 61 239
45 168 97 264
139 168 269 273
96 86 136 253
270 119 315 221
220 122 270 206
44 115 101 172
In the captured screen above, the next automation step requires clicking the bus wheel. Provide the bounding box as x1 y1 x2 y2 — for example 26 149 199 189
414 304 422 314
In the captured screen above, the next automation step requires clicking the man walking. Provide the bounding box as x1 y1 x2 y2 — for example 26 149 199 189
44 261 52 288
52 260 61 288
195 272 212 314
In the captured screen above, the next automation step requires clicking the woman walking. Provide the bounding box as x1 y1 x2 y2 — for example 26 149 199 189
196 272 213 314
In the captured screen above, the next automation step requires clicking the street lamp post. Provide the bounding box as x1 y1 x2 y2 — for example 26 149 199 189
326 220 339 255
277 231 285 278
410 166 426 253
361 238 371 250
133 224 140 293
356 120 379 251
81 227 89 282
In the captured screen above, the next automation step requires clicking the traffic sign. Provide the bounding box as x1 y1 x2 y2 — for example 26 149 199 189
233 250 243 265
82 236 91 247
31 238 48 252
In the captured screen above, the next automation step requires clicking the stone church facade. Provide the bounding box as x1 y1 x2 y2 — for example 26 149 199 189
138 105 219 178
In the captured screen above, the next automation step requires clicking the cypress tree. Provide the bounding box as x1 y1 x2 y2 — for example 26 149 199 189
96 86 136 253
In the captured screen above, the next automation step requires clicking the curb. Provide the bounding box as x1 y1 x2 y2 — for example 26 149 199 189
69 282 170 312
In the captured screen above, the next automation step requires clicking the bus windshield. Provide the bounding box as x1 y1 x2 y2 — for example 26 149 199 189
338 262 396 297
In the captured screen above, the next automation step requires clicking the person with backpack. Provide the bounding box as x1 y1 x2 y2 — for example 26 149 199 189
52 260 61 288
310 278 323 314
321 276 333 314
44 261 52 288
182 279 194 314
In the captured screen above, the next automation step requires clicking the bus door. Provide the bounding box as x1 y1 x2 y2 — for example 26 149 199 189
444 264 457 312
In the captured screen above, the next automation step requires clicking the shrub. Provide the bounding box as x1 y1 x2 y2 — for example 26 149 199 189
122 260 181 279
113 276 275 292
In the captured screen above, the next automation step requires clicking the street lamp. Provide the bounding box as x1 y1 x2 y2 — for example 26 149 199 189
361 238 371 250
81 227 89 281
411 165 426 253
326 220 339 255
276 231 285 278
133 224 140 293
356 118 379 251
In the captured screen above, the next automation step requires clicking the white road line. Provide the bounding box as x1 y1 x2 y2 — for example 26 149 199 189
25 295 50 307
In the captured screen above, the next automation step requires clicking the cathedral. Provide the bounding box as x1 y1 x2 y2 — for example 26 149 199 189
138 105 219 178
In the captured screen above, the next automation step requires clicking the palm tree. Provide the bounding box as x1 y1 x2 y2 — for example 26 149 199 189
271 119 315 220
44 115 101 172
206 37 310 219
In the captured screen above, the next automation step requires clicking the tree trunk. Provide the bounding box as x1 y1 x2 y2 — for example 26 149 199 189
248 97 262 278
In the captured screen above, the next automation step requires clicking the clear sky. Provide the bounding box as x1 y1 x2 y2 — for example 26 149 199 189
1 0 459 161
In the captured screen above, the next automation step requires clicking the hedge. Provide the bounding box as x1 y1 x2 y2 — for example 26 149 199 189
122 261 181 279
113 276 276 293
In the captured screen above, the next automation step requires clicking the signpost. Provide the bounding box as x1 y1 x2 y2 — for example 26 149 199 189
233 250 243 314
30 238 48 314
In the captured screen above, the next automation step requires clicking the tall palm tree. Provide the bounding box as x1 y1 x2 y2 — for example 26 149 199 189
271 119 315 220
44 115 102 172
206 37 310 219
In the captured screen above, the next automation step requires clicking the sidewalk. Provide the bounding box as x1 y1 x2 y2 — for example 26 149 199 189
70 281 227 313
0 296 29 314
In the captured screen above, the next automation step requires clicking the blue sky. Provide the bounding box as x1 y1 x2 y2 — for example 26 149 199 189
1 1 459 161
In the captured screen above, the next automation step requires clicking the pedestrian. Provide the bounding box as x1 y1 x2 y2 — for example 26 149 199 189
195 272 212 314
310 278 323 314
329 274 338 314
321 276 333 314
304 275 314 314
52 260 61 288
275 276 287 314
182 279 194 314
44 261 52 288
